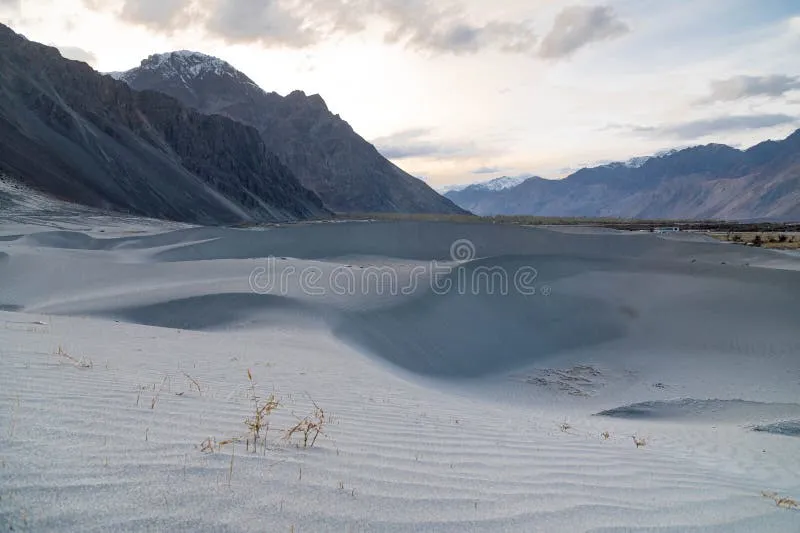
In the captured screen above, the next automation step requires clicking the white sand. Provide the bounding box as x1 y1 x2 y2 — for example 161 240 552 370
1 215 799 531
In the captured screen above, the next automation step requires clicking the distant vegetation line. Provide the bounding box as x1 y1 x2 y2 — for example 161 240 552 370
330 213 800 232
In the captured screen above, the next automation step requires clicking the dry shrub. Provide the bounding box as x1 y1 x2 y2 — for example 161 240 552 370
184 372 203 394
56 345 93 368
286 400 326 448
245 369 280 452
200 370 281 455
762 491 799 510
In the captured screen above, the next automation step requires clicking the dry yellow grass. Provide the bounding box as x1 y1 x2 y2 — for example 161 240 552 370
762 491 799 510
244 369 280 453
199 370 282 456
711 232 800 249
286 400 326 448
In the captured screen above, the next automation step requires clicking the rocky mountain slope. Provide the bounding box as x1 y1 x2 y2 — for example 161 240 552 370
116 51 466 215
445 133 800 221
0 25 328 225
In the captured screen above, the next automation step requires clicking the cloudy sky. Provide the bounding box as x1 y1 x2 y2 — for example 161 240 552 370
3 0 800 188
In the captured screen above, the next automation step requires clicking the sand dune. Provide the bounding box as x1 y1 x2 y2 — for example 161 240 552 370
1 217 799 531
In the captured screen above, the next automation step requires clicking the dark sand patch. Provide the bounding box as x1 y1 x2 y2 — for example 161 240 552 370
87 293 326 331
752 420 800 437
596 399 800 423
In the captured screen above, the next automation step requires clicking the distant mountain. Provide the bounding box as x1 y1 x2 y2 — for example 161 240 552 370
116 51 466 215
0 25 328 224
442 175 532 194
446 133 800 221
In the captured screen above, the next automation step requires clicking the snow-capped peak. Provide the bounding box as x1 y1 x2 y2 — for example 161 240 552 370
478 176 529 191
602 148 685 170
115 50 257 87
440 175 530 194
141 50 231 74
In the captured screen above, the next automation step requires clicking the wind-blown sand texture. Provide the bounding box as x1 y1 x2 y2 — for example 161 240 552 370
1 214 799 531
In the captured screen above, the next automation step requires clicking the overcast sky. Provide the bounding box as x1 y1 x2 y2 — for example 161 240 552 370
3 0 800 188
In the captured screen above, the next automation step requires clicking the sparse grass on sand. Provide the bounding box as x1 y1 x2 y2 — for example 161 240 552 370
55 345 93 368
331 213 800 233
762 491 799 510
285 399 326 448
244 369 280 453
712 232 800 250
199 371 326 457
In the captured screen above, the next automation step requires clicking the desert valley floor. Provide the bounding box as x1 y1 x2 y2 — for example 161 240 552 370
1 207 799 531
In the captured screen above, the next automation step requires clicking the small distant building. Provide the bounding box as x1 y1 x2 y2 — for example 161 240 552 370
655 227 680 233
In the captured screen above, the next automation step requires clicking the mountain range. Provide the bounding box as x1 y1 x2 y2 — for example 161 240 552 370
0 25 462 224
1 23 797 223
0 24 329 224
445 133 800 221
114 51 464 215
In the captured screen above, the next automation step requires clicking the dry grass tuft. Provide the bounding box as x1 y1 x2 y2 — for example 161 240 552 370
632 436 647 448
56 345 93 368
183 372 203 394
245 369 280 453
150 376 170 409
200 436 238 453
286 399 326 448
762 491 799 510
601 431 611 440
199 370 281 455
200 437 216 453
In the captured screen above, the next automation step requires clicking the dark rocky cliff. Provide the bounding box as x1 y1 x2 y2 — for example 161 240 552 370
0 24 328 224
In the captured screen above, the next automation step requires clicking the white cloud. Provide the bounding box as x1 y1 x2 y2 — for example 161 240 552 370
790 16 800 34
372 128 478 159
629 114 798 140
55 44 97 64
702 75 800 102
538 5 628 59
84 0 540 55
119 0 191 30
0 0 20 24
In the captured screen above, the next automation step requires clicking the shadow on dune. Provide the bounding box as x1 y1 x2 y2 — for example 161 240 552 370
88 293 325 331
331 257 628 377
18 228 228 252
19 230 123 250
596 399 800 423
752 421 800 437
